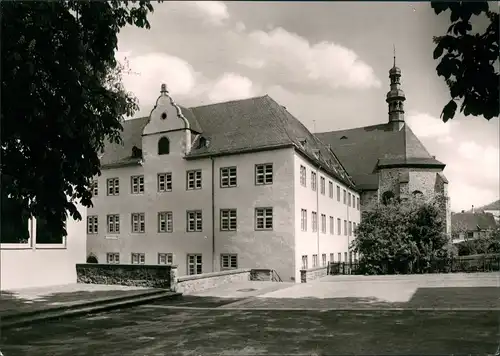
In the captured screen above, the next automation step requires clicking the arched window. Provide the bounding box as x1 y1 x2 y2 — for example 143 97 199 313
158 137 170 155
86 254 98 264
412 190 423 197
382 191 395 205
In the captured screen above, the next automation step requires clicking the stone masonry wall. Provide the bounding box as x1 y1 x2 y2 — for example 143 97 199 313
76 263 172 289
300 266 328 283
175 269 251 294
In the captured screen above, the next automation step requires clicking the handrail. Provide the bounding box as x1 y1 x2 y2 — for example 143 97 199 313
270 269 283 282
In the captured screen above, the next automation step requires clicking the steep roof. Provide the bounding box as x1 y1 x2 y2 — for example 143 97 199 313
451 212 497 232
314 123 445 190
100 95 355 188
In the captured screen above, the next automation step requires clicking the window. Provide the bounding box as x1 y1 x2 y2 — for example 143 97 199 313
336 185 340 201
301 209 307 231
412 190 423 197
337 218 341 235
131 253 145 264
330 253 334 262
186 170 202 190
345 252 348 263
87 216 98 234
300 165 307 186
320 177 326 195
353 222 357 236
221 254 238 269
301 255 308 270
220 209 237 231
357 197 360 210
158 212 173 233
255 163 273 185
1 196 31 244
220 167 237 188
344 220 347 236
312 254 318 267
92 180 98 196
329 181 333 198
187 254 202 275
187 210 203 232
349 221 352 236
338 252 341 262
348 192 351 207
321 214 326 234
382 191 395 205
106 253 120 264
131 175 145 194
329 216 334 235
107 214 120 233
255 208 273 230
311 172 317 191
158 253 173 265
158 136 170 155
158 173 172 192
343 189 347 204
322 254 327 266
131 213 145 233
352 196 356 209
312 211 318 232
107 178 119 196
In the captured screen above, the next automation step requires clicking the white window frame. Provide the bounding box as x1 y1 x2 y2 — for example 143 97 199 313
107 214 120 234
312 254 318 267
87 215 98 234
320 177 326 195
301 255 308 270
186 170 202 190
300 209 307 231
107 178 120 196
329 216 334 235
336 185 340 201
158 253 173 265
321 214 326 234
131 175 144 194
131 213 145 233
255 163 273 185
311 172 317 191
220 209 237 231
131 252 145 265
158 211 173 233
328 181 333 198
349 221 353 236
322 253 327 266
348 192 352 207
220 167 237 188
353 222 357 236
344 220 348 236
187 254 203 275
357 197 360 211
337 218 341 235
187 210 203 232
255 207 273 230
330 253 334 262
158 172 172 192
312 211 318 232
343 189 347 204
106 252 120 264
92 180 98 197
221 253 238 269
299 165 307 186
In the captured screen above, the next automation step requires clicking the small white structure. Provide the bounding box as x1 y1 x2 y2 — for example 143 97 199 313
1 202 86 290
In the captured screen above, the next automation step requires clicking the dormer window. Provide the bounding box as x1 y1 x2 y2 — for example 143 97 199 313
158 137 170 155
299 139 307 147
198 137 210 149
340 136 347 140
131 146 142 158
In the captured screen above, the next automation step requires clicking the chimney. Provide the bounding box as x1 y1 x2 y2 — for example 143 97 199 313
471 205 475 213
461 210 465 213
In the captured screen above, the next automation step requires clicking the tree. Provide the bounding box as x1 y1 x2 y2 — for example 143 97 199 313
431 1 499 122
351 194 452 274
1 1 160 242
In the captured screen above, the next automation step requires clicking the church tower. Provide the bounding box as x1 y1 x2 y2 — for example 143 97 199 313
386 47 406 131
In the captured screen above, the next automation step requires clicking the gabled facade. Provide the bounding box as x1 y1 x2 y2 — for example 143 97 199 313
451 212 497 244
316 60 451 235
87 85 361 282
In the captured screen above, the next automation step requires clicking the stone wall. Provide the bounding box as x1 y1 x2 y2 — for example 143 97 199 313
174 268 251 294
76 263 173 289
300 265 328 283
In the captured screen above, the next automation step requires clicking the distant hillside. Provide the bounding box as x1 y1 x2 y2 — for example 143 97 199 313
471 199 500 212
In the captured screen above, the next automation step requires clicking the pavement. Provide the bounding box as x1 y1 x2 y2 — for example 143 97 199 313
0 283 180 329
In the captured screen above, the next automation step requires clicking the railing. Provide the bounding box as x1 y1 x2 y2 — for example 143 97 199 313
270 269 283 282
328 255 500 275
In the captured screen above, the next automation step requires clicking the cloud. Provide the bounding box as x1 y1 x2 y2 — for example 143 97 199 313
448 179 499 212
239 27 381 90
208 73 256 102
238 58 266 69
406 112 453 141
457 141 499 180
117 51 198 108
172 1 229 26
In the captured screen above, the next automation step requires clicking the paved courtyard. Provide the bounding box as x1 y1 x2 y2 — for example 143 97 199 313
1 273 499 355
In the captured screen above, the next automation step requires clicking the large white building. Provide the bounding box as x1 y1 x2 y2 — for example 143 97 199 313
86 84 361 282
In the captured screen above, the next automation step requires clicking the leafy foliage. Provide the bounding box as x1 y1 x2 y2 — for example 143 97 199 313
456 226 500 256
431 1 499 122
351 194 452 274
1 1 159 240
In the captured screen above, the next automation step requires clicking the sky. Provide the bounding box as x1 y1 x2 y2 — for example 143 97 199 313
116 1 499 213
